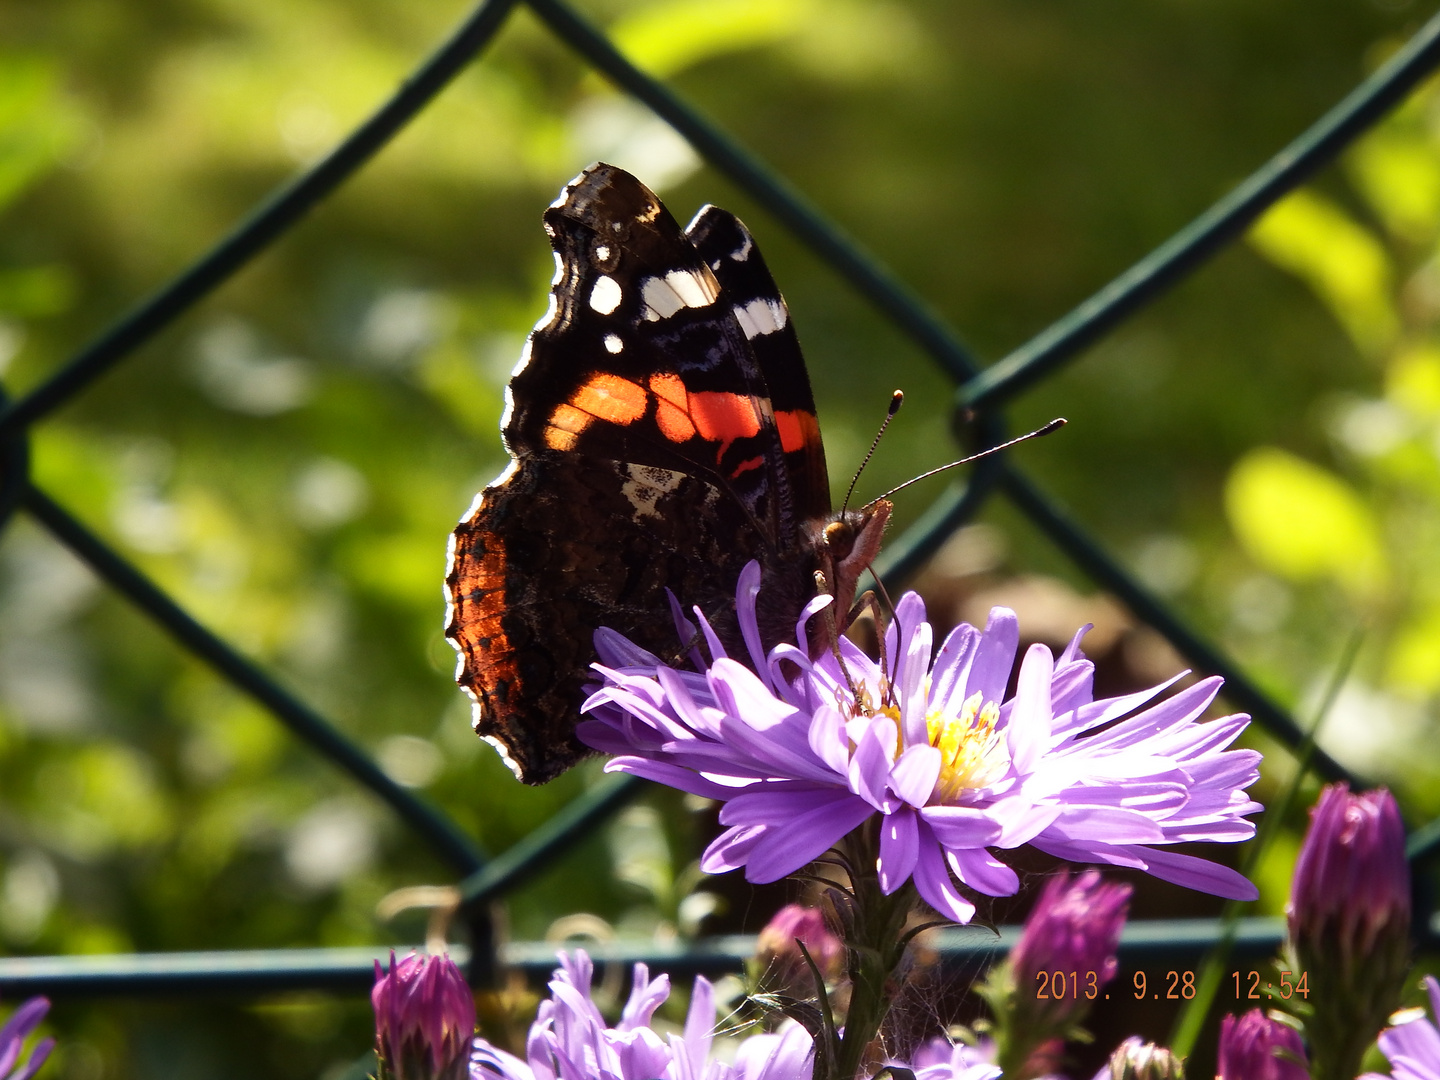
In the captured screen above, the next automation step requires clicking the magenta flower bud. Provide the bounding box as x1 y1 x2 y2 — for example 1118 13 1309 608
1289 783 1411 1080
1093 1037 1184 1080
1010 870 1131 1028
1217 1011 1308 1080
754 903 845 992
983 870 1131 1079
372 952 475 1080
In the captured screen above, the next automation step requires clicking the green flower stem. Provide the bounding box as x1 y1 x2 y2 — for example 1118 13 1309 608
831 823 918 1080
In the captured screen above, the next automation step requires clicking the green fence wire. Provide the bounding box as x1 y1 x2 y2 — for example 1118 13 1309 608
0 0 1437 999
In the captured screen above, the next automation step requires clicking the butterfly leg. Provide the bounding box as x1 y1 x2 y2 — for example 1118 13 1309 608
814 569 864 706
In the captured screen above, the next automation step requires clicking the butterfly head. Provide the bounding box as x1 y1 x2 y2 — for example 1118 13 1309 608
806 498 892 656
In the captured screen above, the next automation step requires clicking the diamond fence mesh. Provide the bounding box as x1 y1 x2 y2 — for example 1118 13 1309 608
0 0 1436 1001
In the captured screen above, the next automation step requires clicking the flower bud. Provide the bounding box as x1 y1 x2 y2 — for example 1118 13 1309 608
982 871 1130 1080
372 951 475 1080
1288 783 1410 1080
1092 1037 1183 1080
1216 1011 1307 1080
1010 870 1131 1032
753 903 844 995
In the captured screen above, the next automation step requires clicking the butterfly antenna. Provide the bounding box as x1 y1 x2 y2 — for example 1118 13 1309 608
868 418 1066 505
841 390 905 516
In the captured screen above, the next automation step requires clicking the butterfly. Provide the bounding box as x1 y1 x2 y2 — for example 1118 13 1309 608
444 164 889 783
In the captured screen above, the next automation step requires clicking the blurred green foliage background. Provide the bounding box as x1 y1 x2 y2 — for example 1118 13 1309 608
0 0 1438 1076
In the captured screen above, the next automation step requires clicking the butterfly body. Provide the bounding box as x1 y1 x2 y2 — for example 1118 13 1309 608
445 164 887 783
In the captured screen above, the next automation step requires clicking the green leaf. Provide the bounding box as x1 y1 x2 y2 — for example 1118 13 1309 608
609 0 812 79
1248 189 1397 357
1225 446 1388 600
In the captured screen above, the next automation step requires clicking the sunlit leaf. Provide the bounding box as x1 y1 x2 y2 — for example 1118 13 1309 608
1248 188 1398 357
1224 446 1388 600
609 0 812 79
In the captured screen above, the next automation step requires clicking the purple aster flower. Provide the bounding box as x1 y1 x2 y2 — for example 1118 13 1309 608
1290 783 1411 1080
373 951 476 1080
0 998 52 1080
1360 976 1440 1080
579 561 1261 924
1091 1037 1182 1080
469 950 814 1080
1216 1010 1308 1080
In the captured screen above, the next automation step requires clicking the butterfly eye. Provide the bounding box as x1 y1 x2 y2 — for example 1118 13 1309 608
823 519 855 559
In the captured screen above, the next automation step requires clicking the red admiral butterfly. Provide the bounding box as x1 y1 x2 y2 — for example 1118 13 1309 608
445 164 889 783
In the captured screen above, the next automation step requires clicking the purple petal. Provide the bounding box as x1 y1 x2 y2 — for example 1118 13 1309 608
921 805 1004 850
890 745 941 808
619 963 670 1030
878 808 920 893
947 847 1018 897
1058 623 1092 665
913 833 976 924
1007 642 1055 773
970 607 1020 706
695 606 728 662
1061 673 1186 739
701 825 764 873
931 622 981 718
1039 806 1167 844
679 974 715 1072
896 601 934 748
743 794 874 883
720 784 845 826
1124 846 1258 900
601 756 739 800
849 716 899 811
982 796 1062 847
0 999 48 1055
735 561 772 690
1028 837 1150 871
807 705 852 777
592 627 665 668
9 1037 53 1080
795 594 834 660
1050 655 1096 718
666 588 704 669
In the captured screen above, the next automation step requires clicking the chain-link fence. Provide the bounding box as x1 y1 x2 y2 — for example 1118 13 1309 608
0 0 1436 999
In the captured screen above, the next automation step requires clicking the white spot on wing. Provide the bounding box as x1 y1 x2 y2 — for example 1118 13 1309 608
621 464 685 521
733 297 788 339
730 232 753 262
604 334 624 354
590 275 623 315
550 252 565 285
641 269 718 321
594 244 611 262
667 268 718 307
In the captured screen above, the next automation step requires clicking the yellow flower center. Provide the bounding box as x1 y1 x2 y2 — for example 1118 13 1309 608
926 690 1007 802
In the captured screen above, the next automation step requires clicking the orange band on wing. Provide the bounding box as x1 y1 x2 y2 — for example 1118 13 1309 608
544 403 590 449
545 374 649 450
690 391 762 460
648 373 697 443
730 455 765 478
571 373 648 424
775 409 820 454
